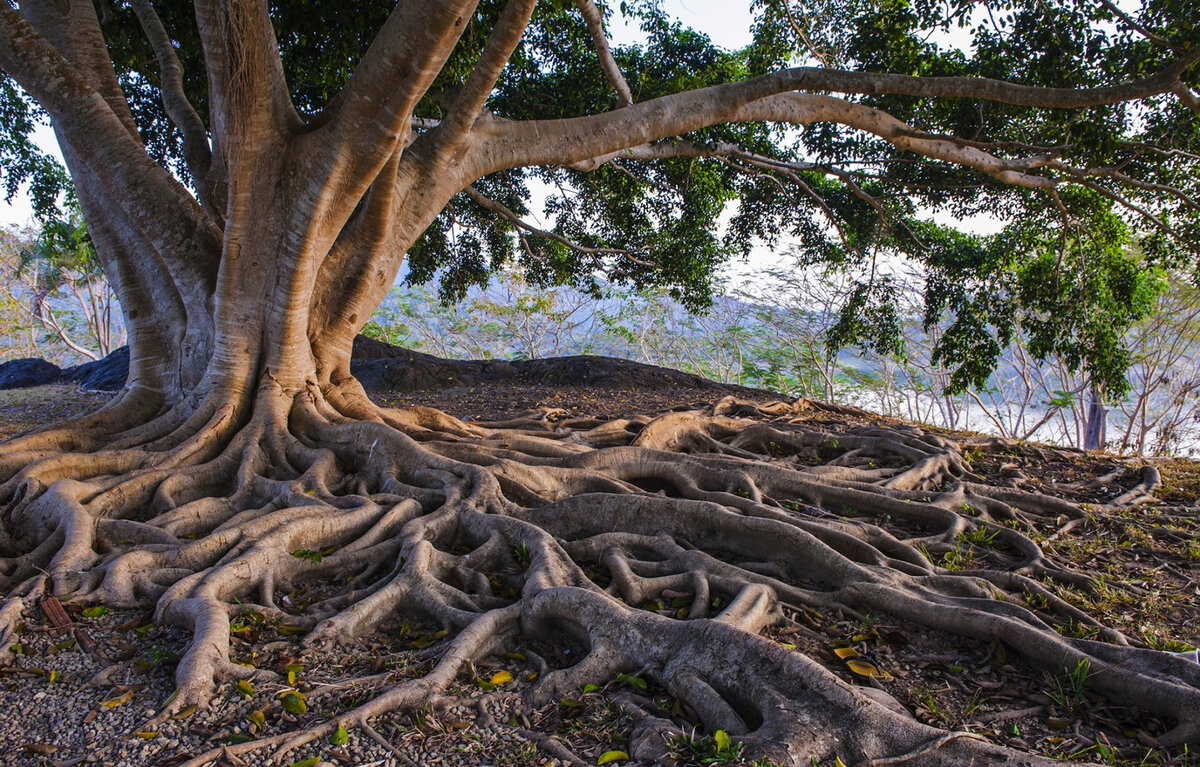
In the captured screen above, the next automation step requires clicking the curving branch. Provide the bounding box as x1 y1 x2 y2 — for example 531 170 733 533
128 0 217 217
1074 179 1199 251
779 0 832 68
571 0 633 107
473 51 1200 177
1093 0 1175 50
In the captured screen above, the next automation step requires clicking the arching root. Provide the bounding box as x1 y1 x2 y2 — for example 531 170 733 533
1 386 1197 766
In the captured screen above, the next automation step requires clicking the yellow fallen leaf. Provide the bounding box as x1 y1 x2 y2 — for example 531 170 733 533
835 758 848 767
833 647 859 659
99 690 134 709
597 751 629 764
135 731 158 740
844 658 893 680
489 671 513 685
171 704 198 720
236 679 254 697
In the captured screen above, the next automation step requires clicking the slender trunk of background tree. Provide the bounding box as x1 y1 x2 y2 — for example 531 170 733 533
1084 385 1108 451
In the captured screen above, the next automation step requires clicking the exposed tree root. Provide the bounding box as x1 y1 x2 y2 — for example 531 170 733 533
1 381 1197 766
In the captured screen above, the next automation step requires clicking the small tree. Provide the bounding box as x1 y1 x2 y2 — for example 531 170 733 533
0 226 42 359
16 210 123 361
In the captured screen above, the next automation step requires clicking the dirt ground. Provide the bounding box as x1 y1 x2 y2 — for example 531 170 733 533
0 380 1196 767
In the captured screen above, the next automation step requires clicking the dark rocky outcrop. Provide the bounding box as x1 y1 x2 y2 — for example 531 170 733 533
4 336 762 394
61 346 130 391
349 335 744 392
0 358 62 390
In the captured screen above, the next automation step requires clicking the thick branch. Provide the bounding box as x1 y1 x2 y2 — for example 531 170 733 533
0 2 221 294
473 52 1200 175
318 0 479 186
18 0 142 140
434 0 538 150
493 92 1055 191
191 0 299 158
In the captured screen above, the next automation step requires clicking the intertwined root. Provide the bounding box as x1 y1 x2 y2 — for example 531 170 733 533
0 382 1195 766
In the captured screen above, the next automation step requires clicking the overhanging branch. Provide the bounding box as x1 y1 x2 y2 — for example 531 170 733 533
474 50 1200 177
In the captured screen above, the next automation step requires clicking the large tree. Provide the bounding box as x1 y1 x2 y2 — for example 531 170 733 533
0 1 1198 764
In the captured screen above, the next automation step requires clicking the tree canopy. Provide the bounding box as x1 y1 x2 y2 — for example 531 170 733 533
2 0 1197 395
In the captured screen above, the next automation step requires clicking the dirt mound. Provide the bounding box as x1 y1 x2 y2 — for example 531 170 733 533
3 335 779 397
351 334 776 394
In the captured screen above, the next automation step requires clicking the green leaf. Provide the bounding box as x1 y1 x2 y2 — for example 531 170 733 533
714 729 731 753
236 679 254 697
330 722 349 746
280 690 308 715
597 751 629 764
81 606 108 618
615 673 647 691
286 758 320 767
